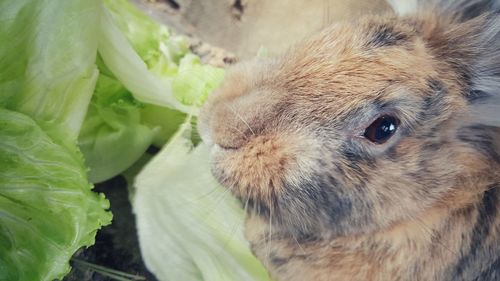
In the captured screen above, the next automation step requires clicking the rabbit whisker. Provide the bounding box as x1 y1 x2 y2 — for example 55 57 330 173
275 190 307 255
228 124 249 141
267 202 274 266
224 102 256 136
322 0 332 28
413 217 459 257
194 181 235 222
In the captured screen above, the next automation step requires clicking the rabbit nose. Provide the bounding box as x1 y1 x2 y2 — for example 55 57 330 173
209 93 275 150
210 103 256 149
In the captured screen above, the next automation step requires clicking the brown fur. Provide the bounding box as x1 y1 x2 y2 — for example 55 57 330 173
198 7 500 281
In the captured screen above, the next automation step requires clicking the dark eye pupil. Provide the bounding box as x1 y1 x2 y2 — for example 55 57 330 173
364 115 399 144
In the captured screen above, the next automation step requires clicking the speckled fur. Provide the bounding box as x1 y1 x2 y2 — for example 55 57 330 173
198 2 500 281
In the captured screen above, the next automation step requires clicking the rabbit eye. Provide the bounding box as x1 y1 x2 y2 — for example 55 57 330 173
364 115 400 144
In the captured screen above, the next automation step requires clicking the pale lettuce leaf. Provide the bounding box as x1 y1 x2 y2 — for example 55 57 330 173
134 120 272 281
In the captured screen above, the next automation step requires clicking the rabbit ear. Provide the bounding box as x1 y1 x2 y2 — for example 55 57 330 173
431 0 500 20
386 1 500 127
387 0 500 19
415 11 500 128
470 99 500 127
466 15 500 128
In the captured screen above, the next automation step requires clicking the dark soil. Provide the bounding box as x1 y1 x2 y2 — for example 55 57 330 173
64 176 157 281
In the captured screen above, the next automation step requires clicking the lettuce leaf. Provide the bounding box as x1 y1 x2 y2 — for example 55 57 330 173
78 59 158 183
96 2 271 280
173 54 225 106
0 0 100 142
98 4 192 113
134 120 272 281
0 109 112 281
79 0 225 183
0 0 111 279
99 0 224 113
103 0 189 73
140 104 186 147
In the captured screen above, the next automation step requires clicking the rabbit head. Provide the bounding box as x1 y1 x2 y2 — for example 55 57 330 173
198 11 500 240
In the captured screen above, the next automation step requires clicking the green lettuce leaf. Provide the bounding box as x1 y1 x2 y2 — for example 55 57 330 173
78 60 158 183
98 5 192 113
173 54 225 106
140 104 186 147
0 0 111 279
99 0 225 113
79 0 225 183
103 0 189 73
0 109 112 281
0 0 100 142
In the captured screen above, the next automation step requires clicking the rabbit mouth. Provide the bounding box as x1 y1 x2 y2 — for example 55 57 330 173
209 134 293 197
208 131 325 218
213 143 239 152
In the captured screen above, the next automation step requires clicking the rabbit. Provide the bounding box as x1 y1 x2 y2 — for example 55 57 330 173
197 0 500 280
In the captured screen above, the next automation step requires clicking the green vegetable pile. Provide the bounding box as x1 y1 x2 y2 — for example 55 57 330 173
0 0 270 280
